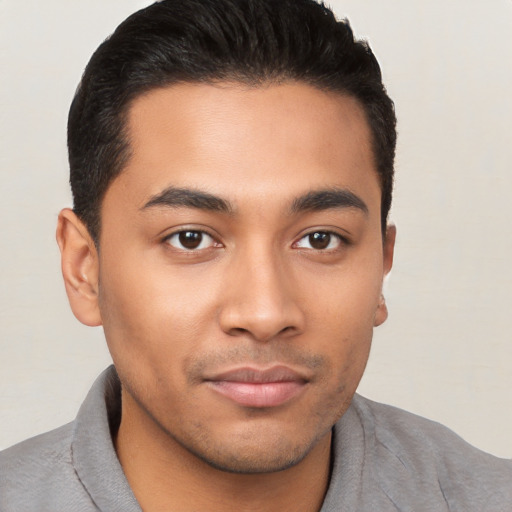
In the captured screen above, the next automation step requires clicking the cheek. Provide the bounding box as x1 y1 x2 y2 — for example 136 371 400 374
97 254 245 409
303 255 383 332
97 270 199 415
97 249 216 368
301 256 382 386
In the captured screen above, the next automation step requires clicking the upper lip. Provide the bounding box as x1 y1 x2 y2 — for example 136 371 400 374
205 365 309 384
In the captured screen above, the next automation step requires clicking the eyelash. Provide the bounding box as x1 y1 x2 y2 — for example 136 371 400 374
163 229 221 251
162 228 348 252
293 230 348 251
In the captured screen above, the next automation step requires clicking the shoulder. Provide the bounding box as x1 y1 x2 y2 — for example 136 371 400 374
351 394 512 510
1 422 74 470
0 423 97 512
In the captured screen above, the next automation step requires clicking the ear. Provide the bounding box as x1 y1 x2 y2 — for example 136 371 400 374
374 224 396 327
56 208 102 327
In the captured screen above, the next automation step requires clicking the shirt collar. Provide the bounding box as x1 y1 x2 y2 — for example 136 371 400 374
72 366 141 512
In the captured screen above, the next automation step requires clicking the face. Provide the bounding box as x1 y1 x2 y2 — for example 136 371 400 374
84 82 393 473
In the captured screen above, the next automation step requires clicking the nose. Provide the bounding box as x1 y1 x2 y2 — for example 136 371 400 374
218 248 305 342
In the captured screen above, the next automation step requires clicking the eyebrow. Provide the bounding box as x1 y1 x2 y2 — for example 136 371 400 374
142 186 233 214
142 185 368 217
289 188 369 215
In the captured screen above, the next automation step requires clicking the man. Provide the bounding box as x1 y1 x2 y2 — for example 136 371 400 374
1 0 511 510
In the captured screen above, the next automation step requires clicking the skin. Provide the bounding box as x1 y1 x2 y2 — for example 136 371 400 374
57 82 395 512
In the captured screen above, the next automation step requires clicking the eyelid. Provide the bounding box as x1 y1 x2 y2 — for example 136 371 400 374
161 226 223 251
293 229 350 250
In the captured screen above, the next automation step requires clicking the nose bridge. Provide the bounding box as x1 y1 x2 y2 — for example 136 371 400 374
218 242 304 341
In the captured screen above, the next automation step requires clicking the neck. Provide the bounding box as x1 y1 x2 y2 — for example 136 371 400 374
115 389 332 512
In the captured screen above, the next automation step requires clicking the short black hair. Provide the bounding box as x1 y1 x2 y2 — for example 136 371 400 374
68 0 396 244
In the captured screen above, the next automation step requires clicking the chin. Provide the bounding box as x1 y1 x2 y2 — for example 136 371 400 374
190 442 311 474
174 422 331 475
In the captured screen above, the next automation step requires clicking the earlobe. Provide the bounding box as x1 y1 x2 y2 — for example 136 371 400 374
374 294 388 327
374 224 396 327
56 208 102 327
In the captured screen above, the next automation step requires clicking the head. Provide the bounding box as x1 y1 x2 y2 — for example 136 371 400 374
58 0 396 475
68 0 396 244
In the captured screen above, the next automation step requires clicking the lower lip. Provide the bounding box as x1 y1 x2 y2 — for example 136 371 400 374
207 381 306 408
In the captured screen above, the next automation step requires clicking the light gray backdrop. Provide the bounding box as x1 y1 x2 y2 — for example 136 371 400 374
1 0 511 456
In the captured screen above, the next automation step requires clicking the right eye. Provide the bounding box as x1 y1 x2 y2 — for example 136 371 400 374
164 230 217 251
294 231 345 251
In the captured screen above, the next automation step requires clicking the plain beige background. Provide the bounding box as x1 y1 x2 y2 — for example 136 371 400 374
1 0 511 456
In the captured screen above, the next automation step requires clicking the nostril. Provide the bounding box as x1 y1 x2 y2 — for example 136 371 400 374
278 325 296 336
227 327 251 337
225 324 298 342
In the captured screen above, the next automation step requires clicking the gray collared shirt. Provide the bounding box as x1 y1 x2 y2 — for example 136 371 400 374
1 366 511 511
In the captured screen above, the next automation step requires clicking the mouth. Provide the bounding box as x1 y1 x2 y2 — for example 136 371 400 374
204 366 309 408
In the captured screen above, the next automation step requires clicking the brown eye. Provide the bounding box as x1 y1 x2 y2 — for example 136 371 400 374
295 231 342 250
166 230 216 250
179 231 203 249
309 232 331 249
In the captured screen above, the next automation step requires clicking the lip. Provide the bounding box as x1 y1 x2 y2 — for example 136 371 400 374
205 365 309 408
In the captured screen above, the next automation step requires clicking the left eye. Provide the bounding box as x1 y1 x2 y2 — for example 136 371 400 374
165 230 217 250
295 231 342 250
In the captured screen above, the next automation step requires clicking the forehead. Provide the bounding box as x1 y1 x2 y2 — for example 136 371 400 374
109 82 380 215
